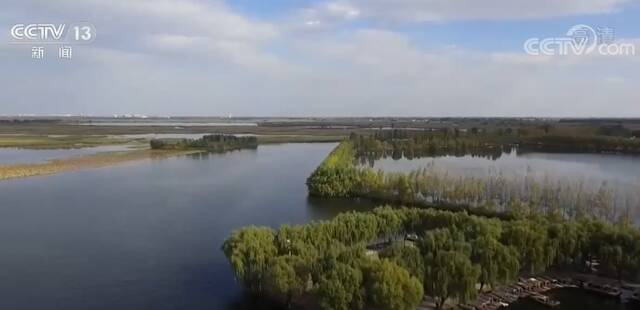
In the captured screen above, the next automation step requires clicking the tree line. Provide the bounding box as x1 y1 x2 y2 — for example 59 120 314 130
223 207 640 309
350 129 640 161
307 137 638 224
150 134 257 152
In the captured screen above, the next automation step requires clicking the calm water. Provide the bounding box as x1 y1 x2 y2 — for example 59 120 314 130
370 151 640 183
0 143 635 309
0 145 134 165
506 288 636 309
370 151 640 223
0 143 373 310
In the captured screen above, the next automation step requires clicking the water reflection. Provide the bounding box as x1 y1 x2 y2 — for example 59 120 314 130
0 143 358 310
364 150 640 223
183 148 259 161
306 196 376 219
368 150 640 181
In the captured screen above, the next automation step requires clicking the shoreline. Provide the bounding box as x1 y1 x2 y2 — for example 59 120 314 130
460 272 638 310
0 136 341 181
0 149 197 181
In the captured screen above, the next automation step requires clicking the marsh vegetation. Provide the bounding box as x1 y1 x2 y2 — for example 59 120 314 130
308 133 640 224
150 134 258 152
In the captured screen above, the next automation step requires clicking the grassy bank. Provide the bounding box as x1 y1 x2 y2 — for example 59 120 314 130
0 134 341 181
0 149 194 181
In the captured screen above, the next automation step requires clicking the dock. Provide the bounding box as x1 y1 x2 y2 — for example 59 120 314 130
458 276 563 309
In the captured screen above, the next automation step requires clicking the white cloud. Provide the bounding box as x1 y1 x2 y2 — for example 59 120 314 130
146 34 202 50
294 1 361 29
2 0 279 67
324 3 361 20
283 29 640 116
0 0 638 117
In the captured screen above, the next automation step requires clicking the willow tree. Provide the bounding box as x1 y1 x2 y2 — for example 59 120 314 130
379 242 425 282
365 259 424 310
420 229 478 309
424 250 479 309
315 262 364 310
501 222 549 273
264 256 309 307
471 236 519 290
222 226 278 293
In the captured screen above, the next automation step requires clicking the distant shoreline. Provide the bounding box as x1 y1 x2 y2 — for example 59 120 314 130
0 132 344 181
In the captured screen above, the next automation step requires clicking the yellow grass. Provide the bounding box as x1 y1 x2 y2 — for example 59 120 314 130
0 149 194 181
0 135 137 149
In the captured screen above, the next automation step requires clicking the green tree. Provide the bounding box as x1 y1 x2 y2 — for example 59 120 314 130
222 226 278 293
424 251 479 309
501 222 548 273
265 256 309 308
316 262 363 310
379 242 425 282
373 206 402 241
471 236 519 290
366 260 424 310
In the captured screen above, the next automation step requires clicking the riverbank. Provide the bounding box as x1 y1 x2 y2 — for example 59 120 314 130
0 149 196 181
507 287 638 310
461 273 639 310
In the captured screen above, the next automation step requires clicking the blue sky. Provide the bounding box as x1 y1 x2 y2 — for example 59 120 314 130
1 0 639 116
403 11 640 52
228 0 640 52
229 0 319 16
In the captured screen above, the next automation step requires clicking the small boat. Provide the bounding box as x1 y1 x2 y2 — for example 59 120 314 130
530 293 561 307
586 283 622 298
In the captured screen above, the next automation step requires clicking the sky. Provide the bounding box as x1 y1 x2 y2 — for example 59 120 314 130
1 0 639 117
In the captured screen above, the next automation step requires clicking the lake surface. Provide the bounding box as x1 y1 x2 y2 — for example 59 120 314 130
0 145 135 165
368 150 640 223
0 143 372 310
369 151 640 183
